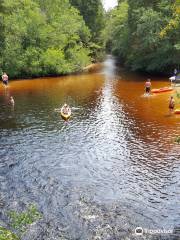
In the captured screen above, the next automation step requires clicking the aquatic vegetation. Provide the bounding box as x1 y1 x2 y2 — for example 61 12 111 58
176 91 180 99
0 226 19 240
175 136 180 144
8 205 42 235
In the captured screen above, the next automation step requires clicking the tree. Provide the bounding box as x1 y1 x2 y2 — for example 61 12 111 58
0 0 91 78
69 0 104 40
0 0 5 69
69 0 105 60
105 0 180 73
104 1 129 59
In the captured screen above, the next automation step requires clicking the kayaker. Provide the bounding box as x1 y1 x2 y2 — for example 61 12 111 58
10 96 15 106
2 72 9 86
169 96 175 112
62 103 70 114
145 79 151 94
174 68 177 76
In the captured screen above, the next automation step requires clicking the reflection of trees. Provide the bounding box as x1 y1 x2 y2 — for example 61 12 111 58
0 73 104 128
112 73 180 196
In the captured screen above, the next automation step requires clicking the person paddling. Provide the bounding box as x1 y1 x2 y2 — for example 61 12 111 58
10 96 15 106
62 103 70 114
169 96 175 113
60 103 71 121
2 72 9 86
174 68 177 76
145 79 151 94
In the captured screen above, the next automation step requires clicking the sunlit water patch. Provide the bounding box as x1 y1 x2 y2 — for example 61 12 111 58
0 57 179 239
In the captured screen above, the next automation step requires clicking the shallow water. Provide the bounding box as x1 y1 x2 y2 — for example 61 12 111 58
0 57 179 239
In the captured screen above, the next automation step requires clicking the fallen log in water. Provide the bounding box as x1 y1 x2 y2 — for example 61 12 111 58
83 63 103 73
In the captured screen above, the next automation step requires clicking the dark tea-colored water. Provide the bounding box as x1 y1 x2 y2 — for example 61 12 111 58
0 57 179 239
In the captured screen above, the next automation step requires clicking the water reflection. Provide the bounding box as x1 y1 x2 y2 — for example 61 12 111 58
0 57 179 239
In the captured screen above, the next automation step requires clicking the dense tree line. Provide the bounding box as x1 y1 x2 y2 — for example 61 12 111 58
69 0 105 59
105 0 180 74
0 0 105 78
1 0 178 77
69 0 104 41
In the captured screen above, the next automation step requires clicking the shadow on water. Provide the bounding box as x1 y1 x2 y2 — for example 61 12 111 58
0 56 179 239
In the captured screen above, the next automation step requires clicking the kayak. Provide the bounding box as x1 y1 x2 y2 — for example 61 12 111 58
151 87 173 94
174 109 180 114
60 108 71 120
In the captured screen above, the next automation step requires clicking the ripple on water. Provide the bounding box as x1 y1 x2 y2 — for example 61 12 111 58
0 58 179 239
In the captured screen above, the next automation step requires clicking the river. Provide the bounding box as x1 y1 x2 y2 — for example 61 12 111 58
0 57 179 240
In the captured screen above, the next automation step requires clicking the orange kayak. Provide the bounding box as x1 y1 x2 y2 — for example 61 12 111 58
174 109 180 114
151 87 173 94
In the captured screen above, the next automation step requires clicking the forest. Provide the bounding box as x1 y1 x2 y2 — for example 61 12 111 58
0 0 179 78
105 0 180 73
0 0 104 78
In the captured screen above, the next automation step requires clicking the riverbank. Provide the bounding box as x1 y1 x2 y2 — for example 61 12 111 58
4 63 103 81
114 58 175 77
4 55 174 81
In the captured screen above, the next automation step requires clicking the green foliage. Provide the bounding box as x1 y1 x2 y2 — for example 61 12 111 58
0 227 19 240
160 0 180 37
0 0 92 78
104 1 129 58
69 0 105 40
105 0 180 73
69 0 105 60
176 91 180 98
8 205 42 235
175 136 180 144
65 46 91 72
0 0 5 66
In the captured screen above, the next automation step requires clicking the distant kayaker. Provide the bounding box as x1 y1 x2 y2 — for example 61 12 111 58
169 96 175 112
145 79 151 94
174 69 178 76
10 96 15 106
62 103 70 114
2 72 9 86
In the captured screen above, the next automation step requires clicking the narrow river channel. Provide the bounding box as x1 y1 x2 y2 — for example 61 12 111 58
0 57 179 239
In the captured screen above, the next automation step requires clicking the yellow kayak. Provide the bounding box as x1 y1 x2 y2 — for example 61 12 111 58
60 107 71 120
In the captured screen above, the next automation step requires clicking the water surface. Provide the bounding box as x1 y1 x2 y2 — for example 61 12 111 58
0 57 179 239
